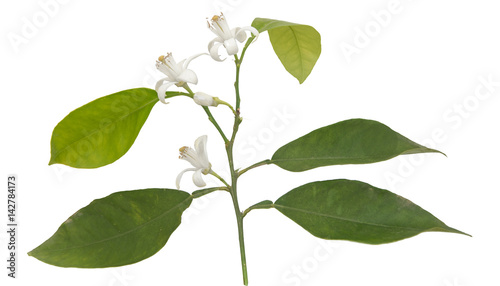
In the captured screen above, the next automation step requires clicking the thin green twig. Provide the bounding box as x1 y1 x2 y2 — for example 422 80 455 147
238 159 272 177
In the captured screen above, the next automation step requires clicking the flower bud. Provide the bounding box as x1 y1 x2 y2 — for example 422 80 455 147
193 92 219 107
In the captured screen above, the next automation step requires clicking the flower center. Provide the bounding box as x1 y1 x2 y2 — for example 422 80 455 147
179 146 189 159
157 53 175 70
208 13 231 39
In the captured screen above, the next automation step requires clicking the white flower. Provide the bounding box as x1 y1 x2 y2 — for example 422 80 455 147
155 53 205 104
207 13 259 61
193 92 218 107
176 135 212 189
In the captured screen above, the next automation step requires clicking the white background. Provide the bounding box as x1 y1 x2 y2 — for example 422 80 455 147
1 0 499 285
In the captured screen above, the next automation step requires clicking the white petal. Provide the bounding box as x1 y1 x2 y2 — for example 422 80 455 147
232 27 247 43
171 60 185 77
224 38 239 56
194 135 210 169
156 62 177 79
209 14 232 40
183 53 208 70
217 16 232 39
155 77 170 91
176 168 197 189
192 169 207 188
177 69 198 85
156 81 176 104
194 135 208 154
237 26 260 43
209 42 225 61
208 37 223 53
180 147 203 169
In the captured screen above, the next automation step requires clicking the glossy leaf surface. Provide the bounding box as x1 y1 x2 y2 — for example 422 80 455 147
272 119 443 172
49 88 158 168
275 180 468 244
29 189 192 267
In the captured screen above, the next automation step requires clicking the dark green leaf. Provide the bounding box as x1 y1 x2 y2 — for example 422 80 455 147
243 200 274 218
29 189 192 268
252 18 321 84
49 88 158 168
275 180 468 244
271 118 443 172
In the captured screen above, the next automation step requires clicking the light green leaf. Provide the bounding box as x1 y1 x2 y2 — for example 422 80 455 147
275 180 469 244
29 189 192 268
49 88 158 168
271 118 443 172
252 18 299 33
252 18 321 84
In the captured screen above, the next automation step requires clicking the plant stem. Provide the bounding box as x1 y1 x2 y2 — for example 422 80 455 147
238 159 272 177
228 51 250 285
215 97 238 116
225 44 261 284
209 170 230 188
226 136 248 285
229 174 248 285
183 59 248 283
224 104 246 284
195 39 255 285
203 106 229 144
191 187 228 199
182 84 230 144
242 200 274 218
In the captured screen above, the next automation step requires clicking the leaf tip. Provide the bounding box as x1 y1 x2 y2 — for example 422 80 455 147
437 225 471 238
453 228 472 238
431 148 447 157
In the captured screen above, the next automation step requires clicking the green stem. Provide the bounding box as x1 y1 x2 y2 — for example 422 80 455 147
215 97 238 116
209 170 230 188
165 91 192 99
242 200 274 218
226 139 247 285
233 36 253 111
229 52 249 286
203 106 229 144
238 159 272 177
181 84 195 96
192 38 255 285
226 40 257 284
191 187 228 199
182 84 229 144
234 55 242 111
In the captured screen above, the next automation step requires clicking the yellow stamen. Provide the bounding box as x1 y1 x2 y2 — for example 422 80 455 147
209 13 225 32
